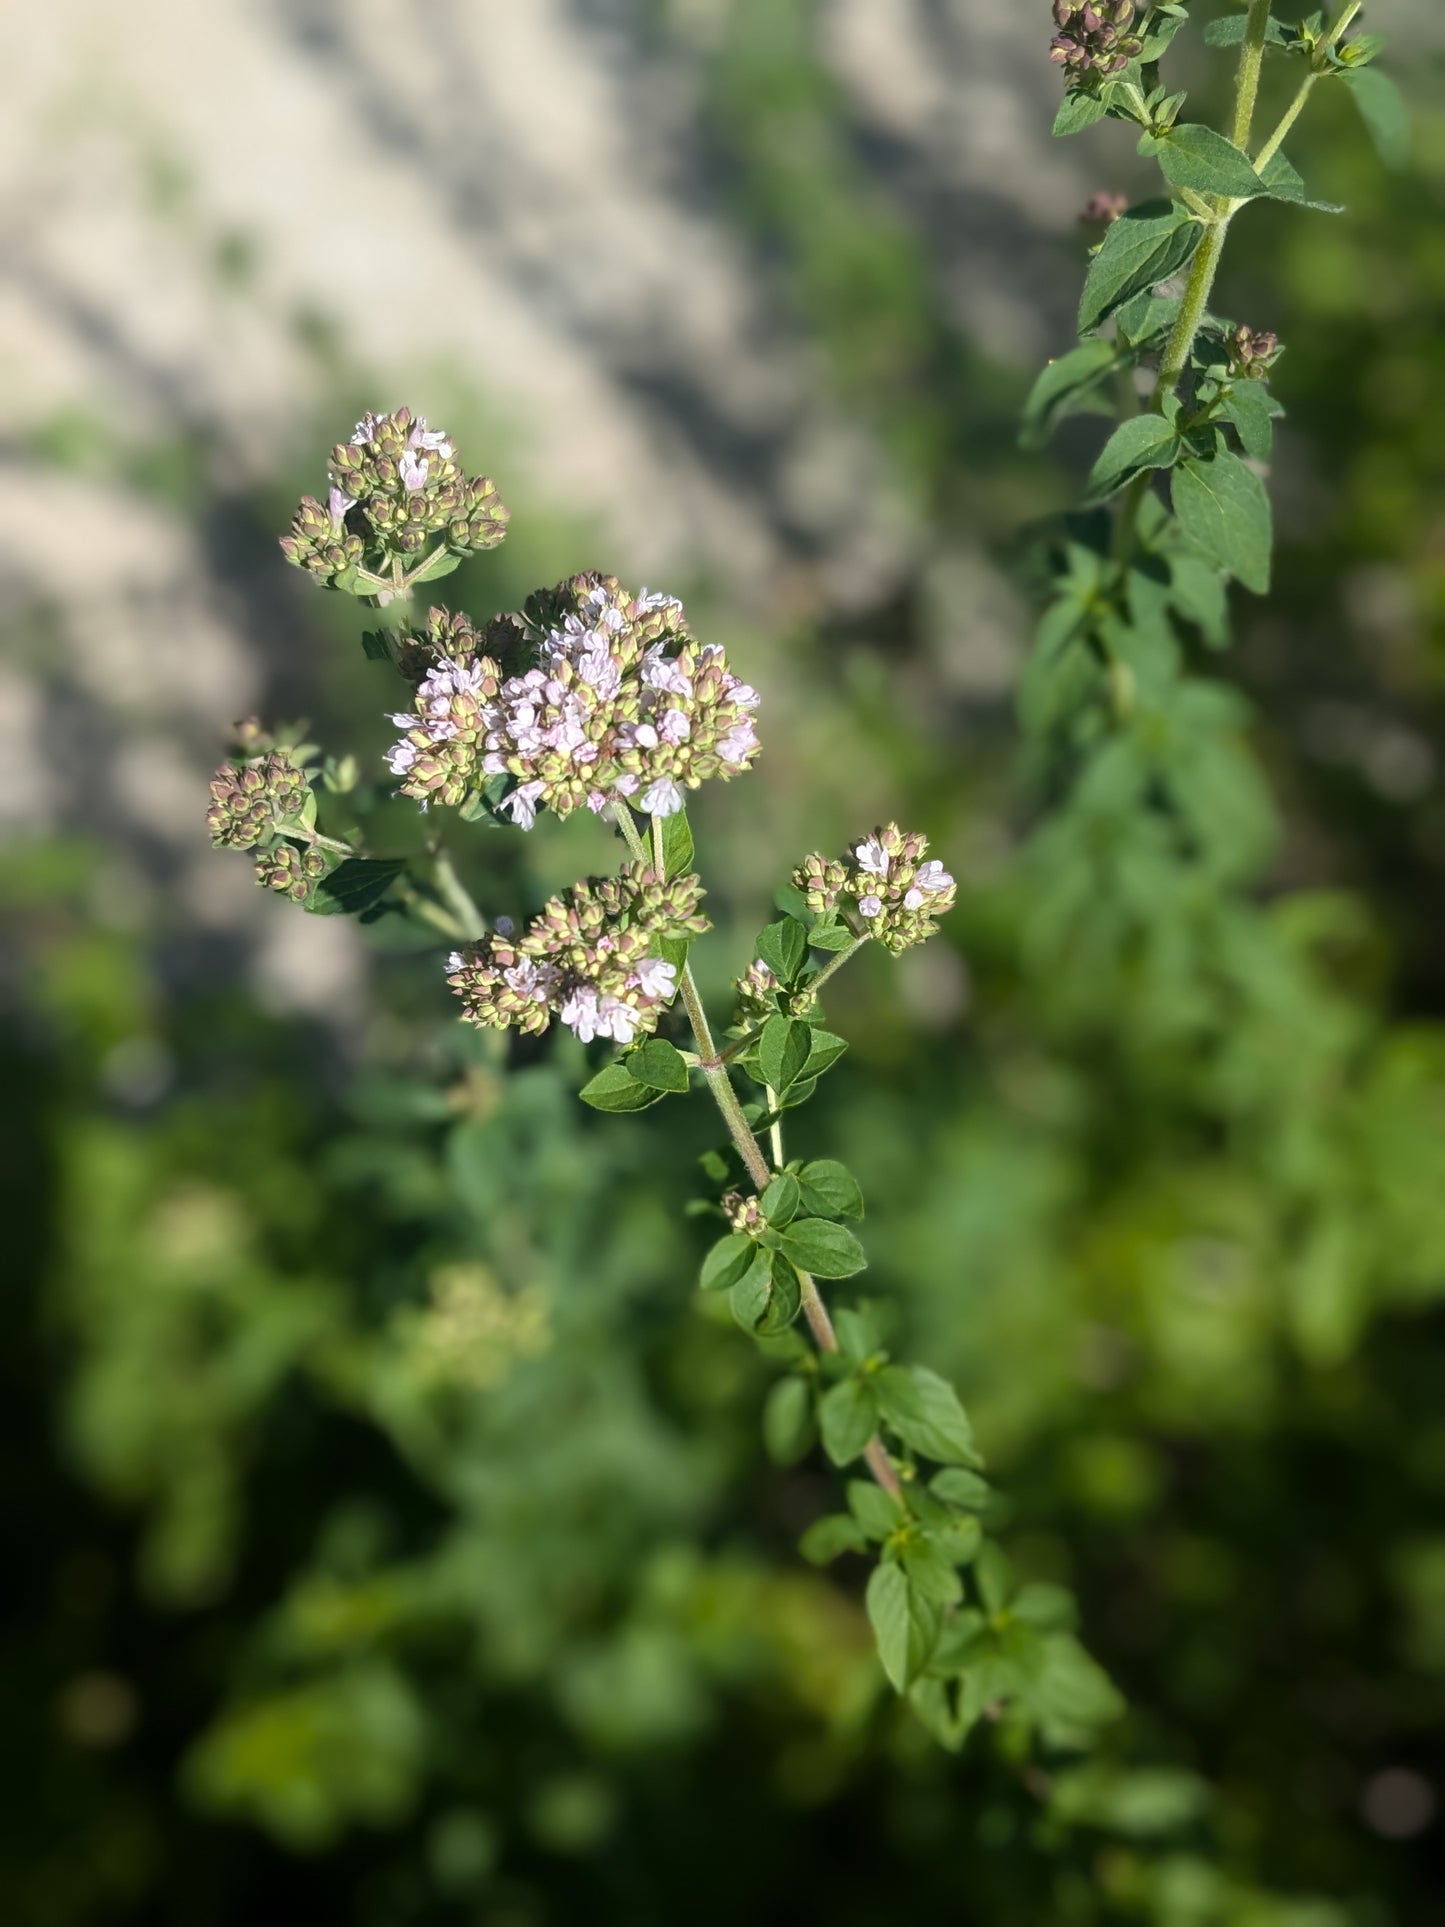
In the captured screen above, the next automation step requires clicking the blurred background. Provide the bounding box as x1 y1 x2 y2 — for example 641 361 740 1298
2 2 1443 1922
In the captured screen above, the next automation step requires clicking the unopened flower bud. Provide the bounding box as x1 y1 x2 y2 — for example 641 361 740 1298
254 841 327 904
1225 324 1282 383
722 1190 766 1237
206 751 310 849
1050 0 1142 80
1079 191 1129 226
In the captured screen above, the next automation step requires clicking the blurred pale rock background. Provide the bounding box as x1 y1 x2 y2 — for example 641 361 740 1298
1 0 1435 1008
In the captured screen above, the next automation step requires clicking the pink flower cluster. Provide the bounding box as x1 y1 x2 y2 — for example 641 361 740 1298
446 862 709 1046
795 824 956 955
384 575 759 827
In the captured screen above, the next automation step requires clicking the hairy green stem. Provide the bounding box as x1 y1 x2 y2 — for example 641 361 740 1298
1230 0 1275 150
432 847 487 940
1253 2 1361 174
805 932 871 1000
615 803 900 1497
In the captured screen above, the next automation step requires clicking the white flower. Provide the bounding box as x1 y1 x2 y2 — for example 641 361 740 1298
398 451 429 492
559 986 601 1042
386 741 417 775
855 837 890 877
586 789 609 814
657 709 691 746
915 859 954 893
328 485 356 526
504 958 554 1003
858 893 883 919
598 997 640 1045
351 413 381 445
631 957 678 1001
717 721 757 766
446 951 465 973
904 888 924 910
640 777 684 817
503 780 545 830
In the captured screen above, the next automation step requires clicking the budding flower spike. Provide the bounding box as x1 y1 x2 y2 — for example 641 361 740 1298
281 406 508 599
796 825 956 956
1049 1 1143 81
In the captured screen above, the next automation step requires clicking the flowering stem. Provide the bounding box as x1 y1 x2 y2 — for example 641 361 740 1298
806 933 871 1000
615 802 900 1497
432 848 487 940
1253 3 1361 174
1112 1 1275 568
612 803 773 1190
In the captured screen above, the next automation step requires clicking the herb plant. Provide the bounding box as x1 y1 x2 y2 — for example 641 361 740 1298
205 0 1406 1768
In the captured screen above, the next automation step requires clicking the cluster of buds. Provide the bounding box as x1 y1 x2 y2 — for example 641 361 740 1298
206 752 310 849
1049 1 1143 80
446 862 710 1046
734 956 779 1024
280 408 509 589
1079 191 1129 226
721 1190 766 1237
386 573 760 827
1226 325 1283 383
255 842 327 904
795 825 956 956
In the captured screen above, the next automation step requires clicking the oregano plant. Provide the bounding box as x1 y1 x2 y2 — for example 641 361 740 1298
205 0 1404 1767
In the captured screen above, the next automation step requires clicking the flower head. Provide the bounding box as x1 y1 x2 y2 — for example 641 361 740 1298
447 862 709 1045
794 824 956 956
206 750 310 850
1225 324 1282 384
281 406 508 589
1049 1 1142 80
392 572 761 827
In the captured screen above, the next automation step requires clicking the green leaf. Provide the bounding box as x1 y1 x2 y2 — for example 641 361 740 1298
796 1159 864 1222
313 857 406 917
754 917 808 985
931 1468 992 1512
847 1480 904 1542
1172 451 1272 594
1028 1632 1126 1730
1221 379 1276 461
1143 123 1266 200
762 1376 814 1466
874 1365 982 1467
778 1217 867 1280
802 1029 848 1079
799 1514 868 1565
834 1304 882 1365
1257 150 1345 214
659 807 694 879
1344 68 1410 170
360 628 395 662
819 1377 878 1466
901 1535 964 1607
908 1676 976 1753
1085 414 1181 502
405 544 464 586
974 1541 1014 1616
866 1561 941 1692
1167 553 1230 648
578 1062 666 1114
1079 202 1201 335
1012 1582 1079 1633
757 1014 811 1094
626 1037 690 1093
730 1248 798 1335
1204 15 1289 47
760 1171 801 1227
699 1233 757 1293
1052 90 1107 138
1020 339 1117 450
806 920 854 952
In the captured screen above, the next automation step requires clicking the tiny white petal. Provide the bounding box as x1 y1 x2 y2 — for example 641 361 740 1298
858 893 883 919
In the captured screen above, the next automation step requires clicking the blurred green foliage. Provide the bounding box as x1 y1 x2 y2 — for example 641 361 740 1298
3 3 1444 1922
